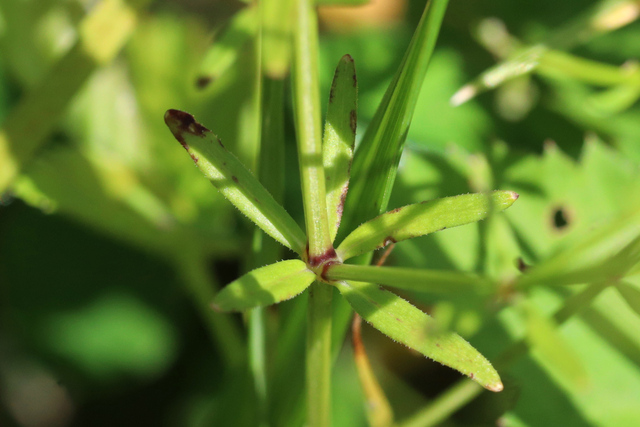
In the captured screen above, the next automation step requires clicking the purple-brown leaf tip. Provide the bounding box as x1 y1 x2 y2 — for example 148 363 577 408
164 109 209 139
510 192 519 201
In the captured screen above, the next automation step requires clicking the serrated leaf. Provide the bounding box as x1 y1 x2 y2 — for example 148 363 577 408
334 280 503 391
213 260 315 312
339 0 450 237
323 54 357 242
325 264 490 295
164 110 307 255
616 282 640 317
337 191 518 261
195 5 258 88
524 303 588 389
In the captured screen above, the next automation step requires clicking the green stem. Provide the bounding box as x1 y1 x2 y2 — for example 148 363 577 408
292 0 332 259
307 281 333 427
399 281 610 427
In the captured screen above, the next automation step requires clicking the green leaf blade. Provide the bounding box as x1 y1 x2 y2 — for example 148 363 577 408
337 191 518 261
164 110 307 255
334 280 503 391
325 264 489 295
340 0 450 236
213 260 315 312
323 54 357 243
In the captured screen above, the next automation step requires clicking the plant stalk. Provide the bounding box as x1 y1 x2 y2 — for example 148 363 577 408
292 0 332 259
306 281 333 427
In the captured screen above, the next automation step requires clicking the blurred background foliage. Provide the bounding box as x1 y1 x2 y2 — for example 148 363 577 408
1 0 640 426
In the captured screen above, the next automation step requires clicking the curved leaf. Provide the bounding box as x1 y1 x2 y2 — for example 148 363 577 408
335 280 502 391
164 109 307 255
213 260 315 312
337 191 518 261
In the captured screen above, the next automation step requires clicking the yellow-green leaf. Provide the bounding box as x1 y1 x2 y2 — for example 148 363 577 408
164 109 307 255
213 260 315 312
337 191 518 261
335 280 503 391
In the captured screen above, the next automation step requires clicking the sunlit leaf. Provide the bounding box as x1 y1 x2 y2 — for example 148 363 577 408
212 260 315 312
323 54 357 242
340 0 450 236
335 280 503 391
164 109 307 255
337 191 518 261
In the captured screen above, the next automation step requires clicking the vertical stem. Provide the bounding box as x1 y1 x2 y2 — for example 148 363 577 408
292 1 334 424
292 0 332 259
307 281 333 427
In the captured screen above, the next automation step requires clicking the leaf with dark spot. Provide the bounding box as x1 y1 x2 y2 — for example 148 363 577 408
164 109 307 255
322 54 358 242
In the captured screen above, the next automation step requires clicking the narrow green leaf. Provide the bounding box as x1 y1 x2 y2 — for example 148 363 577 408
323 54 357 243
337 191 518 261
212 260 315 311
196 5 258 89
334 280 503 391
292 0 333 260
164 109 307 255
616 282 640 317
325 264 490 295
340 0 450 236
523 303 588 389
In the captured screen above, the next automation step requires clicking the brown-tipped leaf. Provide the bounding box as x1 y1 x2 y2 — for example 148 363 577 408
335 280 503 391
164 110 307 255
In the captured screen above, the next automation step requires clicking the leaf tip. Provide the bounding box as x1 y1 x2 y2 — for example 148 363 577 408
510 191 519 201
164 109 209 139
341 53 354 63
450 84 476 106
486 381 504 392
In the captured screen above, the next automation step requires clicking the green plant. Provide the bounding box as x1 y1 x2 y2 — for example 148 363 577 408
164 0 517 425
3 0 640 426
